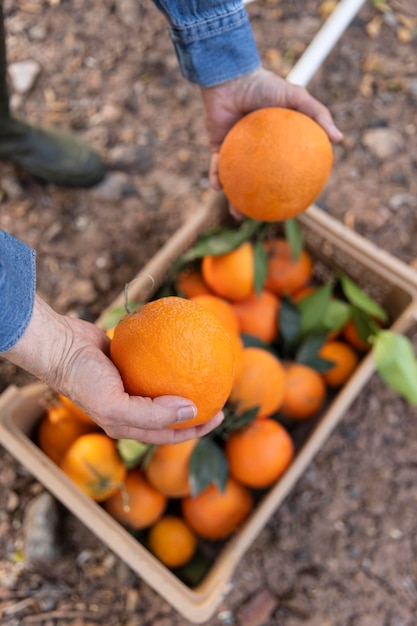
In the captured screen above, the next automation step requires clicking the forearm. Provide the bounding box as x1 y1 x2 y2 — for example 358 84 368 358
151 0 261 86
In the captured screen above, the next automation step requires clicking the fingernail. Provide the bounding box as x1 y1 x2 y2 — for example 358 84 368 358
330 124 344 141
177 404 197 422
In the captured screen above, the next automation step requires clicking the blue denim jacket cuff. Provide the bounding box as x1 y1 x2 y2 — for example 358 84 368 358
169 6 261 87
0 231 36 353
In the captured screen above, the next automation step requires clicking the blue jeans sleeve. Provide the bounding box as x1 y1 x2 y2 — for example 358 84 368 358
152 0 261 87
0 231 36 353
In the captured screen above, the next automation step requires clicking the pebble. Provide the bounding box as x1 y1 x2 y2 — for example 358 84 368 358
8 59 41 94
91 172 137 202
108 144 153 173
362 128 405 160
23 492 63 567
236 587 279 626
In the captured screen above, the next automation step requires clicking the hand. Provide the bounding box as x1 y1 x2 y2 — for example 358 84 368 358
201 67 344 212
3 295 224 444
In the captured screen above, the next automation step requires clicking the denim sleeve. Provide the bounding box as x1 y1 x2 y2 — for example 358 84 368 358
0 231 36 353
152 0 261 87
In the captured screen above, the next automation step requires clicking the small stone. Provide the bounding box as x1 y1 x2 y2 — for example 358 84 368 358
362 128 405 160
91 172 137 202
8 59 41 94
236 587 279 626
108 145 153 173
23 492 63 567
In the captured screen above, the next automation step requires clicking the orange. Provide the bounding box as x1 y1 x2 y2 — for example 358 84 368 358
230 332 245 382
110 296 235 428
60 433 126 502
201 241 254 302
291 285 317 302
218 107 333 222
190 294 240 336
280 363 327 420
58 394 98 426
319 340 359 387
232 289 280 343
144 438 198 498
264 238 313 296
176 268 212 299
103 469 167 530
148 515 197 568
225 418 294 489
342 318 372 351
181 478 253 541
228 347 286 418
37 405 100 465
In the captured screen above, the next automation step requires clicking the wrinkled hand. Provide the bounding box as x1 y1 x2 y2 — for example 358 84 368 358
3 295 224 443
201 67 344 212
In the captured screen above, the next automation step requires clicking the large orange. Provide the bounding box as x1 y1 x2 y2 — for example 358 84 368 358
201 241 254 302
144 438 198 498
232 289 280 343
280 363 327 420
319 340 359 387
110 296 235 428
181 478 253 541
228 347 286 418
148 515 197 569
218 107 333 222
103 469 167 530
37 404 100 465
264 238 313 296
225 418 294 489
60 433 126 502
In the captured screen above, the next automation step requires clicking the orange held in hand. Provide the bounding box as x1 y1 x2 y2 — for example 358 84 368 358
218 107 333 222
110 296 235 428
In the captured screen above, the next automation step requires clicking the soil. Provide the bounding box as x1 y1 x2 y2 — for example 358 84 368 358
1 0 417 625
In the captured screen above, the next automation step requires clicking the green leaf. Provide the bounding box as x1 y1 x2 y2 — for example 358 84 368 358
295 331 334 372
284 219 303 260
253 238 268 294
100 303 140 330
350 306 380 343
279 296 301 351
240 333 278 355
339 273 388 324
324 299 351 332
297 283 333 336
179 219 262 264
117 439 149 469
372 330 417 404
174 548 212 586
189 437 228 497
215 406 259 440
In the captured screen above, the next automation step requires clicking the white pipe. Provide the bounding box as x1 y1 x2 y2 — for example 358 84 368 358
286 0 368 87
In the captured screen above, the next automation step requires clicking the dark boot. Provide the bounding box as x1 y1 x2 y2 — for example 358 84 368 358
0 7 106 187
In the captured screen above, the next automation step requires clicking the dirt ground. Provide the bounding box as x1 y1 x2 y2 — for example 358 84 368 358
1 0 417 624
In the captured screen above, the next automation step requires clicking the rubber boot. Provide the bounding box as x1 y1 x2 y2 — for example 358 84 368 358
0 7 106 187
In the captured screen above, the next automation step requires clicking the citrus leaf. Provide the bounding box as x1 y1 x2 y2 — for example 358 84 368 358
117 439 149 469
189 437 228 497
179 219 261 264
253 238 268 294
350 306 380 342
338 273 388 323
284 219 303 260
372 330 417 404
295 331 334 372
324 299 351 332
100 303 140 330
297 283 333 335
174 548 212 585
240 333 278 355
215 406 259 440
279 296 301 351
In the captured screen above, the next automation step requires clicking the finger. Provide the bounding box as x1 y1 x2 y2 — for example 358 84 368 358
106 411 225 445
288 88 344 142
208 152 221 191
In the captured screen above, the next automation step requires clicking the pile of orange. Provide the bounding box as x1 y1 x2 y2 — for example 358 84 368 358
35 216 371 576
